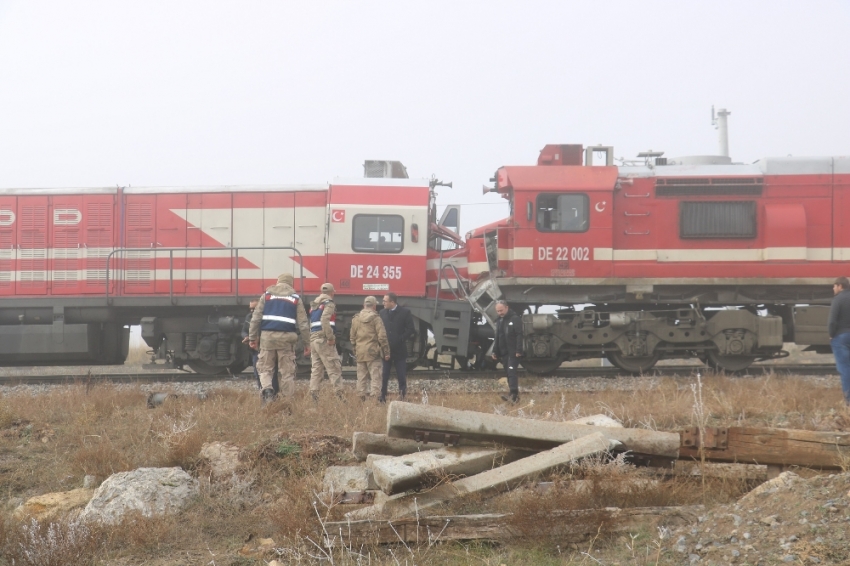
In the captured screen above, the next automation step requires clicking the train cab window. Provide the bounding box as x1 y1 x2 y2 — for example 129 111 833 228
680 201 756 239
352 214 404 253
536 194 589 232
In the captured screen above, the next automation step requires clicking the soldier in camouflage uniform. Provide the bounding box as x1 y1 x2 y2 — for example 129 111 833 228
309 283 344 399
349 296 390 400
248 273 310 403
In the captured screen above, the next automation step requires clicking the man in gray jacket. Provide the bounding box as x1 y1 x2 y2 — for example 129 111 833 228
248 273 311 403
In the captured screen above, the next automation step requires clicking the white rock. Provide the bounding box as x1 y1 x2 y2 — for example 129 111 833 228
200 441 241 478
79 467 199 525
14 488 94 521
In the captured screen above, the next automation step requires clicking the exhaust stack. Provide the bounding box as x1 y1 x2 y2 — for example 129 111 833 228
711 106 731 158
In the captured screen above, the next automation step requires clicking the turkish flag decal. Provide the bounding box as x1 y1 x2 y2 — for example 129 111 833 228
331 209 346 222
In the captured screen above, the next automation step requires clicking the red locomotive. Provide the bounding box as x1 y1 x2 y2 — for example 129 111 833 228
1 137 847 374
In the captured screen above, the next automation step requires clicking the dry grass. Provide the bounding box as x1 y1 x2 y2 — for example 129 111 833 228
0 372 847 564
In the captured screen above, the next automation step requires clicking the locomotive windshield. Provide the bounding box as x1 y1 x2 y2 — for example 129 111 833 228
352 214 404 253
535 194 588 232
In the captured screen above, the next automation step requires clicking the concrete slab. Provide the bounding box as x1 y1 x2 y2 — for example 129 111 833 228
351 432 445 461
369 446 525 494
347 432 618 520
386 401 679 457
568 414 623 428
322 466 379 495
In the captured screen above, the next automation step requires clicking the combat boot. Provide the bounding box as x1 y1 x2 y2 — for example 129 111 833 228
261 388 276 405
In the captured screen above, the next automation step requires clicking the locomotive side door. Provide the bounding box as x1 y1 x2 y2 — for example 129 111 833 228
81 192 116 295
0 196 16 296
51 194 84 295
232 190 292 296
200 193 232 293
292 190 328 295
123 193 156 294
16 195 48 295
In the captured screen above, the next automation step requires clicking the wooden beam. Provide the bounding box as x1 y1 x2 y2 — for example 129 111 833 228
679 427 850 469
325 505 702 545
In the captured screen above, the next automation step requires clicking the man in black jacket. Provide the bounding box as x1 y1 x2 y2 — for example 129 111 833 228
829 276 850 404
491 300 523 404
379 292 416 402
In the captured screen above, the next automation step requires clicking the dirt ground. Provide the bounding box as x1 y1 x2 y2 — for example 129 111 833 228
1 367 850 565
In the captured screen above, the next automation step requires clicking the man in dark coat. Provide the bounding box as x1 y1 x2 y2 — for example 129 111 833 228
491 300 524 404
378 292 416 402
829 276 850 404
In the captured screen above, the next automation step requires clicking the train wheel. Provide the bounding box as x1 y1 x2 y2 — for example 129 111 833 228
521 357 563 376
605 352 660 374
705 352 755 373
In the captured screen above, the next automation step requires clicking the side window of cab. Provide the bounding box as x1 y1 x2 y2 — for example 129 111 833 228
536 194 589 232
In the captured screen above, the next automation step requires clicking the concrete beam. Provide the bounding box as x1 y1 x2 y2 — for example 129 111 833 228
351 432 445 461
347 432 618 520
369 446 525 495
386 402 678 458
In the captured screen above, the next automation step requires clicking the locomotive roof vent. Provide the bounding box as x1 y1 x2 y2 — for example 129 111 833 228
364 160 409 179
663 155 733 166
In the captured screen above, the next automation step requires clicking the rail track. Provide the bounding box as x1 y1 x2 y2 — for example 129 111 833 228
0 362 838 385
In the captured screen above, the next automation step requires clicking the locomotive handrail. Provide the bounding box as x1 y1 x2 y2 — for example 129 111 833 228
432 258 469 321
104 246 304 305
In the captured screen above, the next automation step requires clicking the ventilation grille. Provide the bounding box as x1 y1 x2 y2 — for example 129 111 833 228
657 177 763 196
680 201 757 239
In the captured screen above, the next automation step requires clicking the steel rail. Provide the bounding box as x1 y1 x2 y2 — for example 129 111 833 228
0 363 838 385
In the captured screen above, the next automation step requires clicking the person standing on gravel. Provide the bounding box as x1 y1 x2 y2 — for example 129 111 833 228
350 296 390 401
379 292 416 403
248 273 311 404
309 283 344 400
491 299 524 404
829 276 850 405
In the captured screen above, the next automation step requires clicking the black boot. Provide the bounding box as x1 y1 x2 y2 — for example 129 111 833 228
311 391 319 402
500 393 520 405
261 388 276 405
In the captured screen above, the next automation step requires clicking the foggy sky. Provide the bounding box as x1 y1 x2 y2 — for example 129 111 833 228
1 1 848 231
